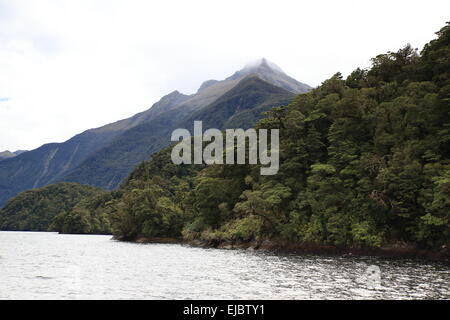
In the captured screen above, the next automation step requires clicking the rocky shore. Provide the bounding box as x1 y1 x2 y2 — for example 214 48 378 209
115 236 450 262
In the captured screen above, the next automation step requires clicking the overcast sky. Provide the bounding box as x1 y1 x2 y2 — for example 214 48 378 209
0 0 449 151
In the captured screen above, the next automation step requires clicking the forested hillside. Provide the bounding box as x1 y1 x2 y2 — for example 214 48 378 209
104 23 450 249
0 183 108 233
2 24 449 252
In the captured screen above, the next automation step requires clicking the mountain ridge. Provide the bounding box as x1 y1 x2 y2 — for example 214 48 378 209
0 150 27 160
60 75 295 189
0 60 309 207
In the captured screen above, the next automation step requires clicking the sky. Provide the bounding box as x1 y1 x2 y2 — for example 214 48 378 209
0 0 449 152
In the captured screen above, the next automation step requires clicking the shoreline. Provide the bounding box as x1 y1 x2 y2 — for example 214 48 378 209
116 236 450 263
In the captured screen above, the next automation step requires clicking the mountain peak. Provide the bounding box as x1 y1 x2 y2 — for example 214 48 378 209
226 58 312 94
243 58 285 74
197 79 219 92
194 58 311 95
165 90 187 98
0 150 17 160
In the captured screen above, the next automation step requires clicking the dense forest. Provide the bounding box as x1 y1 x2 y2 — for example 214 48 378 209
0 183 110 234
1 23 449 251
108 23 450 249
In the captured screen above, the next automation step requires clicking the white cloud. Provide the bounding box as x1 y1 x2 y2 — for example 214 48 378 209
0 0 449 151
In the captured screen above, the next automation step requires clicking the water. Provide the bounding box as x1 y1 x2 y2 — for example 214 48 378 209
0 231 448 300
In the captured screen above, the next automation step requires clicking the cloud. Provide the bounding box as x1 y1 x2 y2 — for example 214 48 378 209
0 0 449 151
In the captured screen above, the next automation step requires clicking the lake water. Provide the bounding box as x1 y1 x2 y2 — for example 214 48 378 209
0 231 448 299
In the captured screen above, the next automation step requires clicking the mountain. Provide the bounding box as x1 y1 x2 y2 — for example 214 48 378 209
2 24 449 256
0 59 309 207
61 75 295 189
0 112 160 207
0 90 192 207
228 58 312 93
0 151 16 160
0 150 27 160
90 23 450 252
186 75 295 130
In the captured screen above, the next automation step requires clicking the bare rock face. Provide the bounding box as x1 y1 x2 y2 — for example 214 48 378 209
227 58 312 94
197 80 219 92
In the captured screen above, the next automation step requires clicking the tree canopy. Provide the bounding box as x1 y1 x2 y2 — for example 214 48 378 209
2 23 449 250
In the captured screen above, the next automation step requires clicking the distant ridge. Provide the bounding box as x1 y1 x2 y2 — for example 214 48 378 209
0 150 28 160
0 60 311 207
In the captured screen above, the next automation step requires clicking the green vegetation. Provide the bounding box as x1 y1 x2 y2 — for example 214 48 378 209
2 24 449 251
102 23 450 249
0 183 110 234
62 76 294 190
0 60 299 208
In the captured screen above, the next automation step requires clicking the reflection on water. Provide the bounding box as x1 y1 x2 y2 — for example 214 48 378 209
0 231 448 299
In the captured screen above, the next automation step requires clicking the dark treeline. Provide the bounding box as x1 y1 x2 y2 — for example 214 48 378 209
1 23 449 250
0 183 109 234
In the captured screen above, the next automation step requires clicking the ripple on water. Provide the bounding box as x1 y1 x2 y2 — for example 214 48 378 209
0 231 449 299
